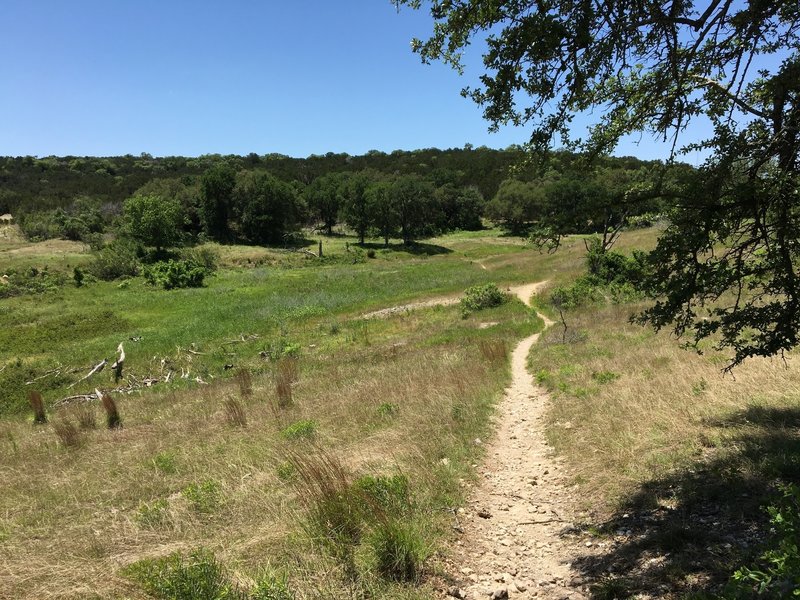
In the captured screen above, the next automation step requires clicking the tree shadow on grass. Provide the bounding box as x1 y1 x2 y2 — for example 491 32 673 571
567 405 800 598
359 241 453 256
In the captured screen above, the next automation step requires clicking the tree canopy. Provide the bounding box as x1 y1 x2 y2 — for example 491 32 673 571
402 0 800 368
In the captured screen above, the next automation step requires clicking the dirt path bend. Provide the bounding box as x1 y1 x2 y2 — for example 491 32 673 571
440 281 592 600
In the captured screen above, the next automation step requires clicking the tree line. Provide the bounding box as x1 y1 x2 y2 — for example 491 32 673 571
1 148 676 248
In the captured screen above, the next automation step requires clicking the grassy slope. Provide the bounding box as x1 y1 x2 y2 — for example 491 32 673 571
0 229 551 599
5 225 796 598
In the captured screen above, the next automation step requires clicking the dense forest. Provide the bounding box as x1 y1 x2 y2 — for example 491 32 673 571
0 147 678 253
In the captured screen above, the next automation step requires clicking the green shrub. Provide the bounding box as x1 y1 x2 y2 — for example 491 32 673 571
368 520 428 582
182 480 222 513
280 420 318 440
143 259 208 290
354 474 411 514
726 483 800 598
461 283 509 313
123 547 241 600
250 573 294 600
89 239 140 281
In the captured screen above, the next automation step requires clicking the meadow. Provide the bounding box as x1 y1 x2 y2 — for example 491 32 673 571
1 225 798 598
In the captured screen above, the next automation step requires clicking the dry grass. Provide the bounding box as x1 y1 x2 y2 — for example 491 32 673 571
52 416 82 448
72 403 97 430
223 396 247 427
530 302 800 508
27 390 47 424
0 321 513 599
478 339 508 363
274 358 299 409
234 368 252 399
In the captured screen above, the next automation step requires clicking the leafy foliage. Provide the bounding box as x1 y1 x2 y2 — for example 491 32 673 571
402 0 800 366
461 283 509 312
124 193 185 251
727 484 800 599
143 259 210 290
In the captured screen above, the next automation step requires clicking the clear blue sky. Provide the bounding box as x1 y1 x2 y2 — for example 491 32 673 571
0 1 694 160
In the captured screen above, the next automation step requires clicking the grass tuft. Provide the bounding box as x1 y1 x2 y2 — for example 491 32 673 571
368 519 428 582
235 368 253 399
72 403 97 430
52 417 81 448
478 339 508 363
27 390 47 424
98 390 122 429
223 396 248 427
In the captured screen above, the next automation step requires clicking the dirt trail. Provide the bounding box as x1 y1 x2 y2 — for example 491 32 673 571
440 282 593 600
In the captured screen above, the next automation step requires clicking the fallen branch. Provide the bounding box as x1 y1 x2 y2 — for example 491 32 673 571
221 334 260 347
297 248 318 258
68 359 107 389
25 365 63 385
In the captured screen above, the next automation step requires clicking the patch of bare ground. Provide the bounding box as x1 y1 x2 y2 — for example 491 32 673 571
435 282 604 600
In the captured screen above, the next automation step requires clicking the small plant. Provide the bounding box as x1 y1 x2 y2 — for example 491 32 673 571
478 339 507 363
281 419 317 440
376 402 399 418
223 396 247 427
461 283 509 313
727 483 800 598
182 480 222 513
590 576 631 600
250 572 295 600
368 519 428 582
234 368 253 399
98 390 122 429
27 390 47 424
366 249 376 259
53 417 82 448
136 499 170 529
276 462 296 481
152 451 178 474
591 370 620 384
72 266 84 287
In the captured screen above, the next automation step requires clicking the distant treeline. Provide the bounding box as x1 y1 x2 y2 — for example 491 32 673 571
0 147 680 246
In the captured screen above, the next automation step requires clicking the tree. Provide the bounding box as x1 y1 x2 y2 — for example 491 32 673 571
123 194 184 253
485 179 543 235
402 0 800 368
365 179 397 247
232 171 301 245
390 175 436 244
200 164 236 241
340 171 375 244
305 172 344 235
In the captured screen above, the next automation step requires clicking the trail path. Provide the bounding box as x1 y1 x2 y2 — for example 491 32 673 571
440 282 593 600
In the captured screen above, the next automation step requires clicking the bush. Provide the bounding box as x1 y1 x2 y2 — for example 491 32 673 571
143 259 208 290
123 548 239 600
585 237 648 287
368 520 428 582
281 420 317 440
461 283 509 313
726 483 800 598
89 239 140 281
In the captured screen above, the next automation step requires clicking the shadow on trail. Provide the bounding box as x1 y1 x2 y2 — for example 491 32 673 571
567 406 800 598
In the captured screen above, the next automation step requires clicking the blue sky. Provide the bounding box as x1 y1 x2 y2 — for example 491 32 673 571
1 1 700 160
